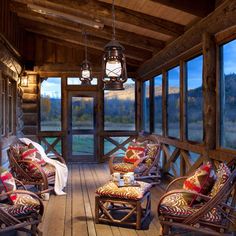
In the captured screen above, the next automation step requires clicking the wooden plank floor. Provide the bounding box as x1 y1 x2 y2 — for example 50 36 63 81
1 163 167 236
38 163 165 236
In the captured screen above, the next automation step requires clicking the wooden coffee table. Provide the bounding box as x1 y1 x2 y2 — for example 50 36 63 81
95 181 151 229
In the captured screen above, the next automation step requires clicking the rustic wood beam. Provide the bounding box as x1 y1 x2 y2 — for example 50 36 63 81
11 0 185 37
202 32 216 151
23 22 152 62
150 0 215 17
13 8 165 52
138 0 236 78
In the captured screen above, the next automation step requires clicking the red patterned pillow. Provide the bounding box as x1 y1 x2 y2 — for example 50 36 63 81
21 143 46 168
123 142 146 164
183 162 216 206
0 167 18 204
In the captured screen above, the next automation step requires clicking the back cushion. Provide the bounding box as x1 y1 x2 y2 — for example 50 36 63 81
183 162 216 206
21 143 46 167
123 141 146 164
0 167 18 204
210 163 231 197
144 144 160 167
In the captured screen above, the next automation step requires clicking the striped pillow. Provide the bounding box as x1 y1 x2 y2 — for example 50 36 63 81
123 142 146 164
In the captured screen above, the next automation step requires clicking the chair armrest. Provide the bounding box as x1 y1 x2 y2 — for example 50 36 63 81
166 176 188 192
17 160 48 186
14 178 27 190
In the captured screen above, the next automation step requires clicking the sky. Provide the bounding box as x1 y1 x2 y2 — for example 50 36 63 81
222 39 236 75
41 39 236 98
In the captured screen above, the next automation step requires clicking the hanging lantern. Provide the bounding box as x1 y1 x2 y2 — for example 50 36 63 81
80 32 93 85
20 71 29 87
102 0 127 90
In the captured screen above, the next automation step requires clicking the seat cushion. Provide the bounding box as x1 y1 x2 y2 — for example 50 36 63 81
96 181 151 200
183 162 216 205
0 194 40 217
210 163 231 197
113 162 147 174
159 193 222 223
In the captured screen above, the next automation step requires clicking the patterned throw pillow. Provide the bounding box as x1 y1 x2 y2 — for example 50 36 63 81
123 141 146 164
210 163 231 197
0 167 18 204
145 144 160 167
183 162 216 206
21 143 46 168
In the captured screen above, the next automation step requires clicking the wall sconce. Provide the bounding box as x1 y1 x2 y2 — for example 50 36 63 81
20 71 29 87
102 0 127 90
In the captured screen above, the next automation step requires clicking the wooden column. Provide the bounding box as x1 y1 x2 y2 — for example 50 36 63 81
61 76 68 162
162 70 167 137
203 32 216 152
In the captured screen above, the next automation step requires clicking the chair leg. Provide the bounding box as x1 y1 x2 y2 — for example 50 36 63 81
162 224 170 236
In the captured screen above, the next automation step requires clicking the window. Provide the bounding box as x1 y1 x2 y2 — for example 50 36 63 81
8 80 15 134
220 39 236 149
0 74 16 137
167 66 180 138
0 74 5 136
40 77 62 131
143 80 150 132
104 78 135 131
67 77 98 85
154 74 162 134
186 55 203 142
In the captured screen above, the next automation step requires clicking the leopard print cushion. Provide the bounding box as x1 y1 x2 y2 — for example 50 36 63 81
96 181 151 200
0 194 40 217
113 163 147 174
159 193 222 223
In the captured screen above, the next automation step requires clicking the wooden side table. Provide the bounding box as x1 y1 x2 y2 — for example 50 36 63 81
95 190 151 229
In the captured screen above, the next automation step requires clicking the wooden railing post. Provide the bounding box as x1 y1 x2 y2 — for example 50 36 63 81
203 32 216 156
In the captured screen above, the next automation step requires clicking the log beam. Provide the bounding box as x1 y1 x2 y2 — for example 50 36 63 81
11 0 185 38
138 0 236 78
14 9 164 52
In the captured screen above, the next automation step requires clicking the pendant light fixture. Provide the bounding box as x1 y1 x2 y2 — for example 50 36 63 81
102 0 127 90
80 31 93 85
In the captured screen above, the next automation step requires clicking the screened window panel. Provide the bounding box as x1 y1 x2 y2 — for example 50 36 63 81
167 66 180 138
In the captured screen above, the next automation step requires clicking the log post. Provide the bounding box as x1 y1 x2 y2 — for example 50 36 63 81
203 32 216 154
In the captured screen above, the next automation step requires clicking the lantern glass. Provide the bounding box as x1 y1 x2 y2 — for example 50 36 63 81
106 59 122 77
82 69 91 79
20 73 28 87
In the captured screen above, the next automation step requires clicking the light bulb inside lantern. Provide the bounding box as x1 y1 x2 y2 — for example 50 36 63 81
82 69 91 79
106 60 122 77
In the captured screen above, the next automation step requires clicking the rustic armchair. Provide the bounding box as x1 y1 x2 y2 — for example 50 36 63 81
0 189 44 235
109 135 161 183
157 161 236 236
8 139 65 195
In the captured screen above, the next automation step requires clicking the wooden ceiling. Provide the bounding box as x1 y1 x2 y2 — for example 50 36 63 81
10 0 220 72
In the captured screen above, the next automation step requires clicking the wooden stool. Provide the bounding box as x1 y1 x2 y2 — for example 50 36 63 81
95 190 151 229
